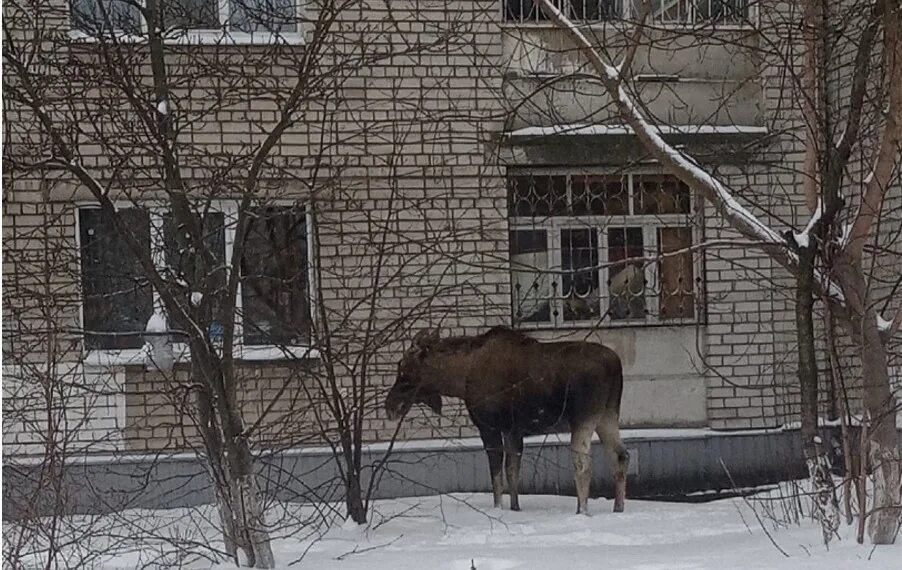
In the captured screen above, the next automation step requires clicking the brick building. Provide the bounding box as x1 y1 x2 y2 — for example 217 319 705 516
3 0 898 467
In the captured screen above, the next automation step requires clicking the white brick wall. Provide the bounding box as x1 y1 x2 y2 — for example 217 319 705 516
2 363 125 457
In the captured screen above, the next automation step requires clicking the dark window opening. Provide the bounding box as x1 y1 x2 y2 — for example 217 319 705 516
79 207 152 349
240 207 311 346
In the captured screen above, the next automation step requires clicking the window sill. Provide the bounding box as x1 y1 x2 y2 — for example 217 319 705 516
235 345 320 361
83 345 319 368
67 29 305 46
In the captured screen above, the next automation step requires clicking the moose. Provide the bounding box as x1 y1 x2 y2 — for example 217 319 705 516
385 327 629 514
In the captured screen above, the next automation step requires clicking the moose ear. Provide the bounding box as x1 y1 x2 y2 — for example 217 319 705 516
413 328 440 350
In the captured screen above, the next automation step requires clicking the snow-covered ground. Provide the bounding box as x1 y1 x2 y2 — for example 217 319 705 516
7 491 899 569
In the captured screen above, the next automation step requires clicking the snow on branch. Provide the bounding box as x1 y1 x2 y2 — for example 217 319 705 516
793 199 822 249
535 0 845 304
878 307 902 340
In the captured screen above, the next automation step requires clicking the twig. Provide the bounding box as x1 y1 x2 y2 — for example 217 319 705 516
720 459 791 557
333 534 403 561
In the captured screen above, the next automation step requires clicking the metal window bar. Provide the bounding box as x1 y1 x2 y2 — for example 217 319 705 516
508 171 698 328
504 0 622 22
649 0 750 25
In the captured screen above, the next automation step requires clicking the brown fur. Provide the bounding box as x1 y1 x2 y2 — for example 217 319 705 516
386 327 629 513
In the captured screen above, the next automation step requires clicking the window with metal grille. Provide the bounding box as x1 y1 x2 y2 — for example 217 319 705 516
508 171 700 327
503 0 621 22
650 0 751 25
502 0 751 25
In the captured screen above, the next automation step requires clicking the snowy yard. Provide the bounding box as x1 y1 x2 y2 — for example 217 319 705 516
8 490 899 569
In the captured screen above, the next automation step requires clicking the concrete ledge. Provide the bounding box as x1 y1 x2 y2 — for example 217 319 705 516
5 427 886 519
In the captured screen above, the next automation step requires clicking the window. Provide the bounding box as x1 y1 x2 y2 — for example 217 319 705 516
502 0 751 25
77 203 312 352
240 207 311 346
504 0 621 22
70 0 300 39
80 207 153 349
508 171 699 327
650 0 750 25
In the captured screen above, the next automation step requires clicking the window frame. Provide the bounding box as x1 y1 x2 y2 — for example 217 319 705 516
508 167 704 330
75 200 317 366
67 0 307 45
499 0 757 29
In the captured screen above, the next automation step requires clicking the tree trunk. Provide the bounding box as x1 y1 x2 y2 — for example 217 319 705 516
797 246 839 542
339 426 367 524
192 346 276 567
857 315 901 544
345 469 367 524
226 438 276 568
836 262 901 544
797 247 820 463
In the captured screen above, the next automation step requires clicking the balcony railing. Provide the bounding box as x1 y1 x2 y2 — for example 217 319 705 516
503 0 753 25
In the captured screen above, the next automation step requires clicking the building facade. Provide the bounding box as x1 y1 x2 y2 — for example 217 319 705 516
3 0 895 461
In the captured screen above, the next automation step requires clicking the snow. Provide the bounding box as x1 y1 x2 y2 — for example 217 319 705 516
145 310 167 333
8 492 898 569
508 124 769 138
190 291 203 306
793 199 822 249
534 0 850 305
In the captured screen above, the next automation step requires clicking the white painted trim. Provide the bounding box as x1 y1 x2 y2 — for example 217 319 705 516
83 343 319 367
235 345 320 361
67 29 306 46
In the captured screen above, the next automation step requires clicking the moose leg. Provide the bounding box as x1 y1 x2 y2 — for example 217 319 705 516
570 421 595 515
503 432 524 511
597 414 629 513
478 427 505 509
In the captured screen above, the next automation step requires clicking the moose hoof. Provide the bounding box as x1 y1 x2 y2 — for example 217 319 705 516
613 504 624 513
510 504 521 512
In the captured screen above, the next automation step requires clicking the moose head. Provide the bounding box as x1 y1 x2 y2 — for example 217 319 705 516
385 329 443 420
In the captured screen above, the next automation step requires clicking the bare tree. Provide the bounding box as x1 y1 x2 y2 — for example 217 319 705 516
4 0 496 565
534 0 900 544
